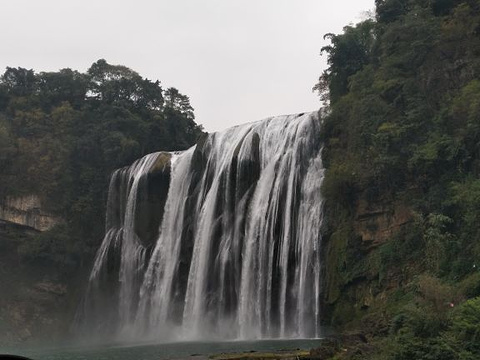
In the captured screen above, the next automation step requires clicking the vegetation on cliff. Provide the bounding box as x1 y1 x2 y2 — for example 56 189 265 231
317 0 480 358
0 61 203 342
0 59 202 269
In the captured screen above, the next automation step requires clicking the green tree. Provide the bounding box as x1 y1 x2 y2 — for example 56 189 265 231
1 67 37 97
0 60 203 271
314 20 376 103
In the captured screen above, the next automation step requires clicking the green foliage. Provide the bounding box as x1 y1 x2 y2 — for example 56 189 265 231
318 0 480 357
378 219 424 281
18 224 81 268
384 296 480 359
423 214 456 275
315 20 376 103
0 59 203 270
321 160 359 211
449 297 480 355
458 272 480 299
1 67 36 97
320 0 480 280
389 335 458 360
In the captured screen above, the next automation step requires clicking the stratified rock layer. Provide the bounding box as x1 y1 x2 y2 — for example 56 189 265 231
0 195 62 231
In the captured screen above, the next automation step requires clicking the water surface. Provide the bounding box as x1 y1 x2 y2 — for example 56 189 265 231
3 339 323 360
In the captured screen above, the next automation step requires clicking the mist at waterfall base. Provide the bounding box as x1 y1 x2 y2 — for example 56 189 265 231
75 112 325 345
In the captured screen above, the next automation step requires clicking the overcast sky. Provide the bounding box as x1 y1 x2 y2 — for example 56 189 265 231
1 0 373 132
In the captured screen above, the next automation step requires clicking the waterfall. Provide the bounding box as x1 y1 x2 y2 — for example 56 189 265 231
78 112 325 342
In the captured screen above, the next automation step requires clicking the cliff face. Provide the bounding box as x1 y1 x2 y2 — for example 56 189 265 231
0 220 72 345
353 197 412 250
0 195 62 232
322 192 415 329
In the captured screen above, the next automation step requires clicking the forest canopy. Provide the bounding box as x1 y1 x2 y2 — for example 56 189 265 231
0 59 203 268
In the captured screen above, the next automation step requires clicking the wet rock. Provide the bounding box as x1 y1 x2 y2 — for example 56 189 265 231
309 333 371 359
134 152 172 247
232 132 261 198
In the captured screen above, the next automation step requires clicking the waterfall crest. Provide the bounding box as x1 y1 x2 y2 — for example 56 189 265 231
78 112 325 342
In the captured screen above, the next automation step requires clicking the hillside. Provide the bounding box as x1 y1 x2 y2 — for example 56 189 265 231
317 0 480 358
0 60 203 344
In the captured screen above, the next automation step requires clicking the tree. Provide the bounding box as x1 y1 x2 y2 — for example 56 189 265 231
37 69 89 108
314 20 376 103
86 59 164 110
1 67 37 97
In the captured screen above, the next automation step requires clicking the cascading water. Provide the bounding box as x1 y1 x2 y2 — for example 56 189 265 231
77 112 325 342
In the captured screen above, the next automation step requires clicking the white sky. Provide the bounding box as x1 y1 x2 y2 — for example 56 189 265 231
0 0 374 132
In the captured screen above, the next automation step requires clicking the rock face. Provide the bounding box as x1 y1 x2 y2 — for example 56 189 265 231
322 190 415 329
134 152 172 247
2 281 68 344
0 220 71 346
354 197 412 249
0 195 62 231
